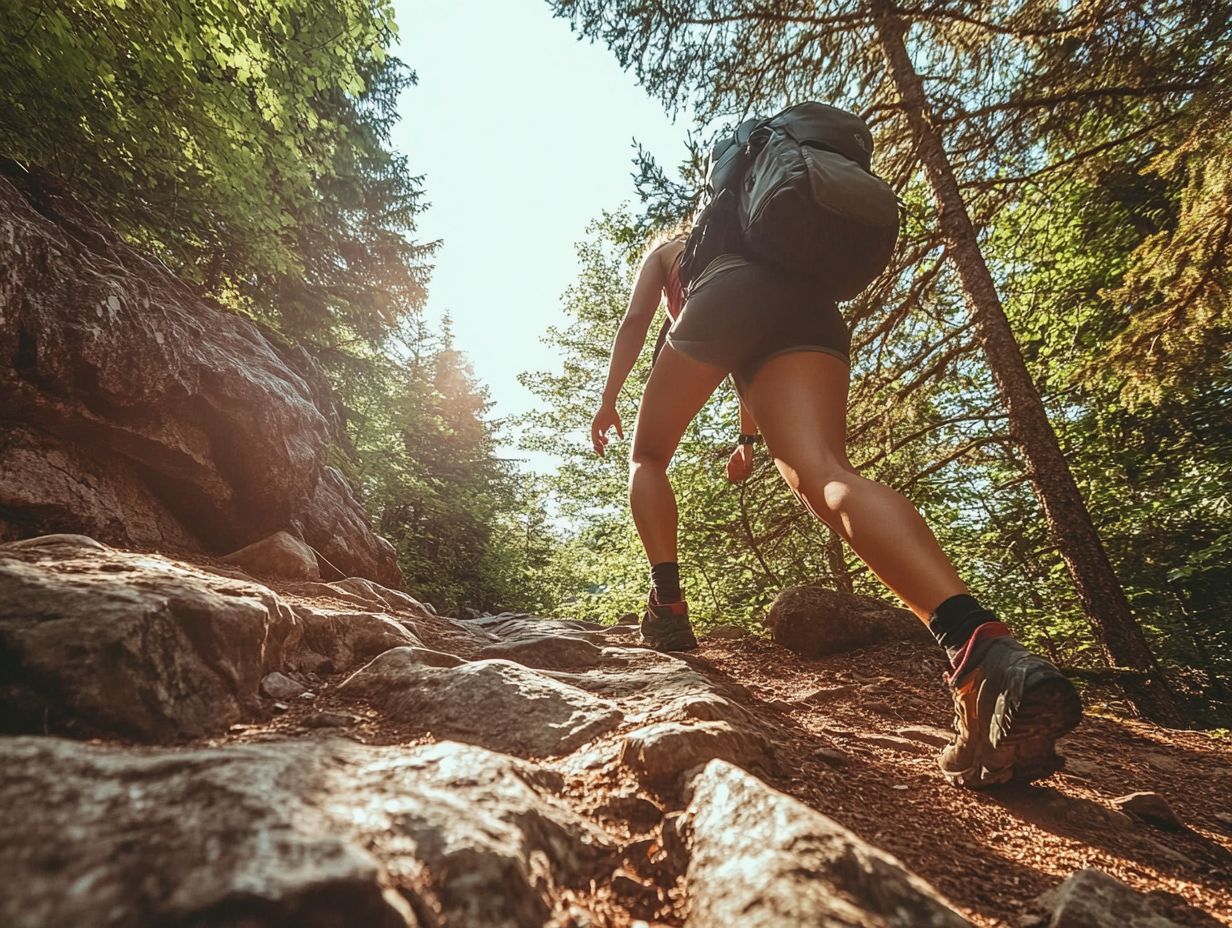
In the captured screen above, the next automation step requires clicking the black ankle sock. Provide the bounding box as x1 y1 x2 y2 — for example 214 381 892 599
651 561 682 604
929 594 997 663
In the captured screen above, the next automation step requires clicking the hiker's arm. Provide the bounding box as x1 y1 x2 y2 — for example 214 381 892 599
727 399 759 484
592 249 666 456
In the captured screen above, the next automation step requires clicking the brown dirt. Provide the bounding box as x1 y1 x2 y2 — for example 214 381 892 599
690 636 1232 928
183 616 1232 928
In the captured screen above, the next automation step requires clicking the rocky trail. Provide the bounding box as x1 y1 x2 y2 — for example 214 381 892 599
3 161 1230 927
2 535 1230 928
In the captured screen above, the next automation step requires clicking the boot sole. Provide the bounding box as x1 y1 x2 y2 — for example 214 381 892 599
640 634 699 653
944 670 1083 788
640 608 699 653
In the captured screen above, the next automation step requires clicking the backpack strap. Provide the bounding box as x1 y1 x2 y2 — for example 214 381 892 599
706 115 769 195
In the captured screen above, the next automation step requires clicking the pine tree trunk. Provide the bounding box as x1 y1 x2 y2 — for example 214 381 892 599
869 1 1182 725
825 526 854 594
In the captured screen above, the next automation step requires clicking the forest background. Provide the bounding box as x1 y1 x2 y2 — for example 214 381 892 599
0 0 1227 724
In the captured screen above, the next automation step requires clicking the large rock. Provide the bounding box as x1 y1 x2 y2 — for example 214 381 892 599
289 576 434 616
340 647 624 756
222 530 319 580
476 616 608 669
0 425 204 550
1024 869 1188 928
0 535 300 740
682 760 970 927
552 647 753 725
480 634 605 669
1110 791 1184 831
294 603 422 673
765 586 931 657
620 720 772 784
0 166 400 586
294 466 402 586
0 736 612 928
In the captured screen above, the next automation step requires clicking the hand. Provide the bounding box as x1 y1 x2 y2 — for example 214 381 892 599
591 404 624 456
727 443 754 483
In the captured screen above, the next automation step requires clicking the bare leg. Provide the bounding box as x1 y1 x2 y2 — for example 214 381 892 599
629 345 730 565
744 351 967 621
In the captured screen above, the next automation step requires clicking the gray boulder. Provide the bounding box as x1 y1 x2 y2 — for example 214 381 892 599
0 736 611 928
1024 869 1189 928
620 720 772 784
682 760 970 927
1111 791 1184 831
260 671 308 700
0 536 300 740
294 603 422 673
479 634 606 669
339 648 624 756
552 647 758 730
765 585 931 658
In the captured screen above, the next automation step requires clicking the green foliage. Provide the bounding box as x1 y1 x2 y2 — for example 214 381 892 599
341 319 570 614
0 1 547 616
0 0 432 344
986 174 1232 693
1006 0 1232 403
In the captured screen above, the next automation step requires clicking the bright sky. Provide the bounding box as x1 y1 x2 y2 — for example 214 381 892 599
389 0 690 468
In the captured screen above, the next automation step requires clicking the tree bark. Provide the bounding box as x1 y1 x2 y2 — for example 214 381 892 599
868 0 1182 725
825 525 855 594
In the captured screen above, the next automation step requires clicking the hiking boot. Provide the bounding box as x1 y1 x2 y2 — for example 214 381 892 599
640 597 698 652
939 621 1083 788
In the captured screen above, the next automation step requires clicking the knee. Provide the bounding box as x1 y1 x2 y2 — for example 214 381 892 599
784 459 858 517
629 442 672 474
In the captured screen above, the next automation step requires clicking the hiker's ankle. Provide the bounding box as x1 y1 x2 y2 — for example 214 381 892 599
929 593 999 664
650 561 682 604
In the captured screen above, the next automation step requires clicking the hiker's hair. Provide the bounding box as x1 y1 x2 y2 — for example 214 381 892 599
643 220 690 259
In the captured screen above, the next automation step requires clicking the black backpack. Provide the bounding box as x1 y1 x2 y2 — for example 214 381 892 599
681 102 900 301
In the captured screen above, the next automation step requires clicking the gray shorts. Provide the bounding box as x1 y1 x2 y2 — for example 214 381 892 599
665 254 851 394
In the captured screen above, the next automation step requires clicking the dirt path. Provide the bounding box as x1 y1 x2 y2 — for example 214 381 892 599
694 637 1232 927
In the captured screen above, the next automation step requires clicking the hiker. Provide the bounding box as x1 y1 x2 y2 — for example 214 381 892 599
589 103 1082 787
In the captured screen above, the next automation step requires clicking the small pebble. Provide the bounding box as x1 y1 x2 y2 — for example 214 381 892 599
303 711 358 729
610 868 646 896
811 746 850 767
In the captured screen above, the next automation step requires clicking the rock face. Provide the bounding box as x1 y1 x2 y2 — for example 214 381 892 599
765 585 931 657
681 759 971 927
0 737 611 928
0 536 300 740
0 166 400 586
